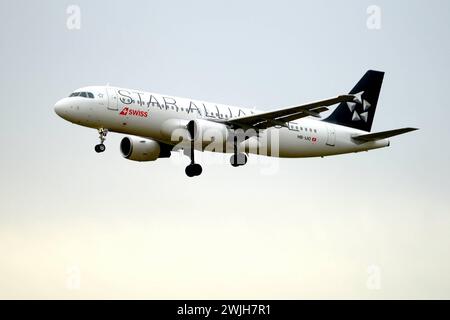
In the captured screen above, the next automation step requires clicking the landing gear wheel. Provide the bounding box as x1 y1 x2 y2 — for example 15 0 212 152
192 163 202 176
185 163 202 177
95 128 108 153
230 153 247 167
184 121 203 177
95 144 106 153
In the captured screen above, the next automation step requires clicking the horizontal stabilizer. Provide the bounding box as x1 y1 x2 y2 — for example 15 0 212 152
352 127 418 142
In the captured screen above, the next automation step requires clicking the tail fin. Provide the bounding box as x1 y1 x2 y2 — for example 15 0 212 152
323 70 384 132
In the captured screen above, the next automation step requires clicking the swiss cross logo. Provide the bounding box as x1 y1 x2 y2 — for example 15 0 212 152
119 107 129 115
312 137 317 143
119 106 148 118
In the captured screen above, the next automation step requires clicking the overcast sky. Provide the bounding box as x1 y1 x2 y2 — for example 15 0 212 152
0 0 449 299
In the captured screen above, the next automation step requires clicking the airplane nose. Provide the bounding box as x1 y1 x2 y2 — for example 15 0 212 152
54 99 66 117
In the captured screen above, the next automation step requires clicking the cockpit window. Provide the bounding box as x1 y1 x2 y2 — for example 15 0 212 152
69 91 95 98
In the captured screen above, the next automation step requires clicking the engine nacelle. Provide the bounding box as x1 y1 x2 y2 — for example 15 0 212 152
189 119 230 147
120 136 162 161
160 118 231 150
160 118 190 143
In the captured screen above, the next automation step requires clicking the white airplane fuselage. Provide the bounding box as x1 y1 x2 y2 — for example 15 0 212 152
54 85 389 158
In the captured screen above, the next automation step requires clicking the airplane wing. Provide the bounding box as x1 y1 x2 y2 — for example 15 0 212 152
352 127 418 142
224 94 357 130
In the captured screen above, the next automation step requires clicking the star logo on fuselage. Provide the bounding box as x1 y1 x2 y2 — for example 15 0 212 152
347 91 371 122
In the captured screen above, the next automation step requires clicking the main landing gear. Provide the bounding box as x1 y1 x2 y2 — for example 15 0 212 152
230 153 247 167
185 162 202 177
185 121 202 177
95 128 108 153
230 135 248 167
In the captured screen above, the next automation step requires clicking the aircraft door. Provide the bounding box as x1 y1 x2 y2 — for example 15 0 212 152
106 87 118 110
326 125 336 146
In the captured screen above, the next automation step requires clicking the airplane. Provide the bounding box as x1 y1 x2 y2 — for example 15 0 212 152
54 70 417 177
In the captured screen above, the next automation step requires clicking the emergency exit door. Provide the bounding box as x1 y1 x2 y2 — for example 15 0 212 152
326 125 336 146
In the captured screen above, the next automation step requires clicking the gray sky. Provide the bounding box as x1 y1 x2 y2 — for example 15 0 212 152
0 0 449 299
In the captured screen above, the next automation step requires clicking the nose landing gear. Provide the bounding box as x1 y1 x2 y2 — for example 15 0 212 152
95 128 108 153
94 144 106 153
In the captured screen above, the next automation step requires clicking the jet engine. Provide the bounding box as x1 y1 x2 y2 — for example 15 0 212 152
120 136 168 161
188 119 230 146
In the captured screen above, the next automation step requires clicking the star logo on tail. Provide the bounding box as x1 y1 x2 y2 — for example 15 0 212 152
347 91 371 122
